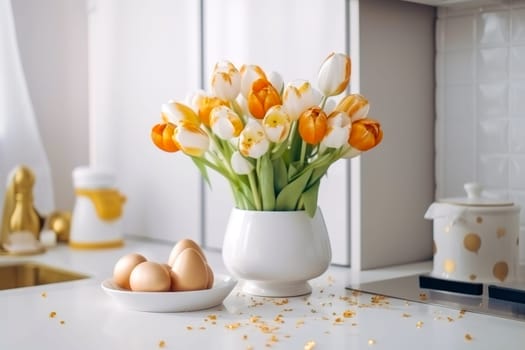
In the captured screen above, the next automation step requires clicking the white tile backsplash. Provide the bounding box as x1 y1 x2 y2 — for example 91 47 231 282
437 0 525 263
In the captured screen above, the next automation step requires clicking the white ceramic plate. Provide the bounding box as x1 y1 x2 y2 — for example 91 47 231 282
101 274 236 312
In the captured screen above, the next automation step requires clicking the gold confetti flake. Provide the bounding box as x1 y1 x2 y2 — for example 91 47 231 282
402 313 411 318
242 335 248 340
304 340 316 350
416 321 424 328
269 335 278 343
249 316 261 323
273 298 288 306
465 333 473 341
368 339 376 345
497 228 506 238
476 216 483 224
186 326 193 330
158 340 166 348
343 310 355 318
296 320 305 327
207 314 217 320
447 317 454 322
419 293 428 301
59 320 65 325
41 292 47 298
225 322 241 330
333 317 344 324
199 327 206 330
49 311 57 318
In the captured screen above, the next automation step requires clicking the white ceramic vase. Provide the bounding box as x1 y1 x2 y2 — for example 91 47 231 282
222 207 332 297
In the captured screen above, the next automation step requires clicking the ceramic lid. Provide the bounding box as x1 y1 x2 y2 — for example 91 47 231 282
439 183 514 207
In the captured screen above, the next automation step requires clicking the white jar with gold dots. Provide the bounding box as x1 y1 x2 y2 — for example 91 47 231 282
425 183 520 284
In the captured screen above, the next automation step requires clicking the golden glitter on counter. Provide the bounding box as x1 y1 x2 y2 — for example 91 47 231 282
49 311 57 318
158 340 166 348
41 292 47 298
304 340 316 350
368 339 376 345
416 321 424 328
225 322 241 330
465 333 473 341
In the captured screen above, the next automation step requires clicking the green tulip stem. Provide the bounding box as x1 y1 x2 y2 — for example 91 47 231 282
299 140 307 169
248 171 262 211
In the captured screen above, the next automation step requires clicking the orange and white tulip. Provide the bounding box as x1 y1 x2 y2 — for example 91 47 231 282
282 80 321 121
191 93 228 127
321 111 351 149
240 64 267 99
238 119 270 159
262 105 291 143
317 52 351 97
211 61 241 101
209 105 243 140
231 151 254 175
348 118 383 151
247 78 281 119
335 94 370 122
151 121 179 153
173 122 210 157
298 106 328 145
161 100 200 126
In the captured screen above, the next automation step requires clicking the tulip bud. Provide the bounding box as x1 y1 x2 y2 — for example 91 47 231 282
238 119 270 159
210 105 243 140
317 52 351 97
231 151 254 175
240 64 267 99
211 61 241 101
335 94 370 122
321 111 351 149
262 105 291 143
192 94 228 127
173 122 210 157
161 101 200 126
348 118 383 151
282 80 321 121
151 121 179 152
268 71 284 94
247 78 282 119
298 106 328 145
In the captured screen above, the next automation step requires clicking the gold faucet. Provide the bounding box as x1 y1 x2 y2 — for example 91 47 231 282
1 166 42 248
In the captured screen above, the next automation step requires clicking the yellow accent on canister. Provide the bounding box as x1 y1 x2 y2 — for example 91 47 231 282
69 239 124 250
74 189 126 221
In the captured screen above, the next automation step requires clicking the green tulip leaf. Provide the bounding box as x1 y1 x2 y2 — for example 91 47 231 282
275 168 312 210
257 156 276 210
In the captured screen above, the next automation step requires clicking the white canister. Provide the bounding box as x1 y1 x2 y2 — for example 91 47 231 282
69 167 126 249
425 183 520 283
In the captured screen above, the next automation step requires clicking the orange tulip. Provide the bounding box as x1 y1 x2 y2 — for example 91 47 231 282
193 95 228 127
247 78 282 119
348 118 383 151
335 94 370 121
151 121 179 152
298 106 328 145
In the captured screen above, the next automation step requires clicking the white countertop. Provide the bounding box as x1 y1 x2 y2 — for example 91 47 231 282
1 238 524 350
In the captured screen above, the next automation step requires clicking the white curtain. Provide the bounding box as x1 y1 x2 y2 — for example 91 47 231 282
0 0 54 215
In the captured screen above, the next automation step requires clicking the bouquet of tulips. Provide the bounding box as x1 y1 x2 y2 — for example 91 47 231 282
151 52 382 217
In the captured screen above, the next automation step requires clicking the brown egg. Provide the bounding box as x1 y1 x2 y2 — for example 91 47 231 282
129 261 171 292
171 248 209 291
168 239 206 266
206 263 214 289
113 253 147 290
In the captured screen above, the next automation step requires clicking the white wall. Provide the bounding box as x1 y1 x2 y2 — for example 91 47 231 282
436 0 525 262
12 0 89 213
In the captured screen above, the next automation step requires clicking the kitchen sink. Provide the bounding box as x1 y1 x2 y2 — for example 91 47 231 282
0 262 89 290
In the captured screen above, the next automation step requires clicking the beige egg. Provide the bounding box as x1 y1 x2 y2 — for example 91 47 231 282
168 239 206 266
161 263 180 292
171 248 209 291
206 263 214 289
129 261 171 292
113 253 147 290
